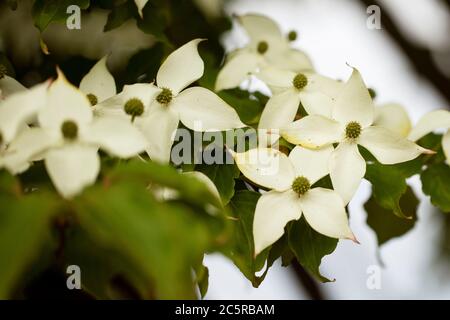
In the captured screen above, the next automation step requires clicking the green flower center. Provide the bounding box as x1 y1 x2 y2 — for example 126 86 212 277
293 73 308 90
0 64 7 79
292 176 310 196
61 120 78 140
288 30 297 41
257 41 268 54
124 98 144 121
156 88 173 105
87 93 98 106
368 88 376 99
345 121 362 139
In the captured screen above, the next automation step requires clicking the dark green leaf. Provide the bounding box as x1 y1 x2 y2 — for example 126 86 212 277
288 218 338 282
104 0 136 32
32 0 90 32
196 163 240 205
365 186 418 246
421 163 450 213
218 89 267 127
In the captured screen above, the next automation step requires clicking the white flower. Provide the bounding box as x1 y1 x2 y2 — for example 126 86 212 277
231 146 356 255
0 65 26 100
215 14 313 91
281 68 432 204
18 70 147 198
96 39 246 163
0 81 48 173
135 0 149 18
408 109 450 165
373 103 411 138
79 56 116 106
255 67 343 146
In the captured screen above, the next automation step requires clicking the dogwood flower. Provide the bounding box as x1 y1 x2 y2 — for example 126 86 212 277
79 56 116 106
135 0 149 18
0 64 26 99
95 39 246 163
215 14 313 91
19 70 147 198
255 67 343 145
0 82 48 173
231 146 356 255
281 68 431 204
408 110 450 165
373 103 411 138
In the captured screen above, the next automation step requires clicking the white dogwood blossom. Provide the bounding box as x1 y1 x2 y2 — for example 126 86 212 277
256 67 343 145
135 0 149 18
96 39 246 163
17 70 148 198
215 14 313 91
231 146 356 255
373 103 411 138
408 109 450 165
0 66 26 99
281 68 431 204
79 56 117 106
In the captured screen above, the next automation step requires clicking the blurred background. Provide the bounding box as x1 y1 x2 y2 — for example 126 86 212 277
1 0 449 299
205 0 450 299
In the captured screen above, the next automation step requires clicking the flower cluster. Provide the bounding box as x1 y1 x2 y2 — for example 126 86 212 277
0 13 445 258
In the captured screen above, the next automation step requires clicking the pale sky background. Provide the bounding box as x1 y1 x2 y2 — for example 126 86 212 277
204 0 450 299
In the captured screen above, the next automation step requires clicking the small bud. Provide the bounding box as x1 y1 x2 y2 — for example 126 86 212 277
124 98 145 121
0 64 7 79
345 121 362 139
257 41 269 54
288 30 297 41
368 88 376 99
87 93 98 106
61 120 78 140
293 73 308 90
156 88 173 105
292 176 311 196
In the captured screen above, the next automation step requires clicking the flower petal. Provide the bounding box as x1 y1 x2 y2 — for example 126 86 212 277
85 117 147 158
329 141 365 204
268 48 314 73
156 39 205 95
79 56 116 103
259 88 301 130
255 66 296 92
300 187 355 240
373 103 411 138
281 115 342 148
232 148 295 191
45 144 100 199
184 171 222 203
408 109 450 141
38 70 92 131
0 81 48 143
135 0 149 17
289 145 333 184
253 190 302 255
94 83 160 118
359 126 429 164
215 49 262 91
443 130 450 165
332 68 374 128
2 127 57 174
0 75 27 98
237 14 283 46
174 86 246 131
135 103 180 163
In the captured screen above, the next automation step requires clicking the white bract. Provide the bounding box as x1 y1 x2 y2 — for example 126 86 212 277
0 67 27 99
409 109 450 165
0 82 49 173
373 103 411 138
231 146 356 255
281 68 431 204
215 14 313 91
135 0 149 18
256 67 343 146
79 56 117 106
96 39 246 163
17 70 148 199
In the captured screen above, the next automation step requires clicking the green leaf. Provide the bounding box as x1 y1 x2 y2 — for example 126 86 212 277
0 192 59 298
73 181 215 299
218 89 267 127
136 0 170 43
193 258 209 298
196 163 240 205
227 190 269 287
365 160 412 219
288 218 338 282
421 163 450 213
365 186 419 246
104 0 136 32
32 0 90 32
